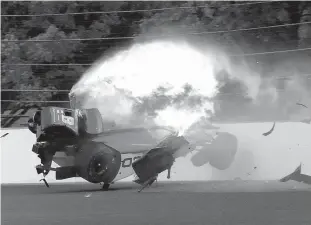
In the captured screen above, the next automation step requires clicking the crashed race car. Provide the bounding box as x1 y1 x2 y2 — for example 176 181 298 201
28 106 194 191
28 104 238 192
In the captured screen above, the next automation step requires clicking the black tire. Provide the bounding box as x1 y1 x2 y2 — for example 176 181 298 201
74 141 121 183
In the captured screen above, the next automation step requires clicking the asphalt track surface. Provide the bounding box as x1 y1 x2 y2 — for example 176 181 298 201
2 181 311 225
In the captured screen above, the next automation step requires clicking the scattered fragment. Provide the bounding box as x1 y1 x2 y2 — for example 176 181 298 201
39 178 50 188
280 164 301 183
0 133 9 138
296 102 308 108
280 164 311 185
262 122 275 136
84 193 92 198
246 167 258 176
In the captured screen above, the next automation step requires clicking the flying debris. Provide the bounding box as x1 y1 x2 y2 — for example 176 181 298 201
40 178 50 188
1 133 9 138
247 167 258 176
84 193 92 198
280 164 311 185
262 122 275 136
296 102 308 108
296 102 310 123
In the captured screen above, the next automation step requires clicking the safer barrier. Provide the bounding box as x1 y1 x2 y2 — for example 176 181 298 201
1 122 310 184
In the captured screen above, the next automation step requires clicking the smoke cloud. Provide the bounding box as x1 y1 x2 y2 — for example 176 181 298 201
70 40 227 134
70 38 310 136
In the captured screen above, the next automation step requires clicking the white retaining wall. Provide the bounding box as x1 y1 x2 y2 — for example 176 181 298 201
1 122 310 184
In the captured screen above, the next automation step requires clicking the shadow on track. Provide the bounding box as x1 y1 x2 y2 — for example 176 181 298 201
1 182 148 196
43 186 139 194
45 182 169 194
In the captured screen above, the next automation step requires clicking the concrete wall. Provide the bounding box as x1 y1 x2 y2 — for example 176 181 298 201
1 122 310 184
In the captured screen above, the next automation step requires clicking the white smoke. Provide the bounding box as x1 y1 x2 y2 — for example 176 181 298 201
70 40 226 134
71 38 308 134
